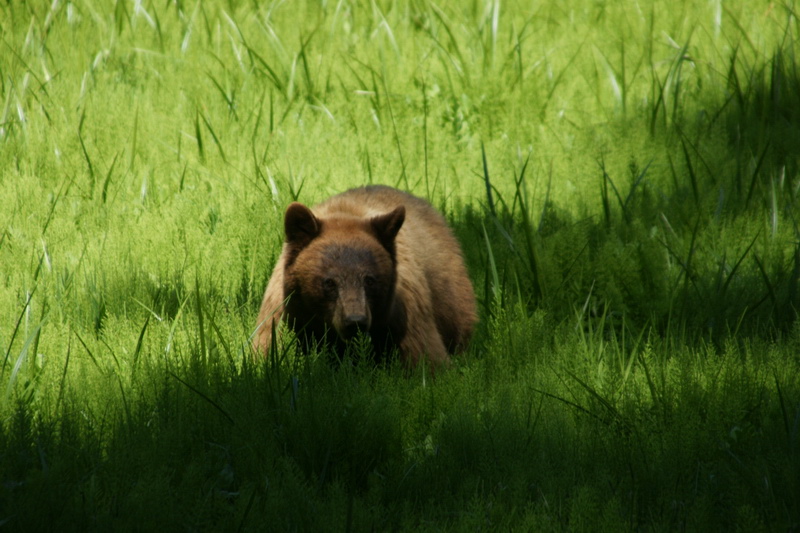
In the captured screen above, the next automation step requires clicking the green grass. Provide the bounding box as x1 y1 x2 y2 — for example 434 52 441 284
2 0 800 530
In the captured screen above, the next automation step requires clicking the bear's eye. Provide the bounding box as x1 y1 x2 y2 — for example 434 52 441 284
322 278 337 294
364 275 377 288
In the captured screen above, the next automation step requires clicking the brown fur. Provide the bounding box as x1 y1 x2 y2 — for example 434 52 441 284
254 185 477 368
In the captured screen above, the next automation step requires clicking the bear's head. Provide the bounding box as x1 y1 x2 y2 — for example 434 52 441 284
281 202 405 345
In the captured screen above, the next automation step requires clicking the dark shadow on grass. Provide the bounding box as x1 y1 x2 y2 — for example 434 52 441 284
2 329 799 531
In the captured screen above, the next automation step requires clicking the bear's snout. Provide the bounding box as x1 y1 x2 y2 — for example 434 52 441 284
342 314 370 339
334 285 372 340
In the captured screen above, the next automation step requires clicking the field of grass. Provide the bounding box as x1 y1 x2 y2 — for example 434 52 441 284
2 0 800 530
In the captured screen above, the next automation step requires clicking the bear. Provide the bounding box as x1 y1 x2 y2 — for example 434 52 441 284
253 185 477 369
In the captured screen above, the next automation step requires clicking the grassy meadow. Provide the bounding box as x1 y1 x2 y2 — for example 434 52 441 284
2 0 800 530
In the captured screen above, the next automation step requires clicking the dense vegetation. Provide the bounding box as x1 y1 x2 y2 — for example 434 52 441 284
1 1 799 530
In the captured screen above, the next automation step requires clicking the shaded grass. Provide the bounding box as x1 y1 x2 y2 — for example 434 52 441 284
1 308 798 531
1 0 800 530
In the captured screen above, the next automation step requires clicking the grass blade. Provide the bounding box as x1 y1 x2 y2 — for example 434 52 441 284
5 320 45 402
481 142 496 217
169 371 234 425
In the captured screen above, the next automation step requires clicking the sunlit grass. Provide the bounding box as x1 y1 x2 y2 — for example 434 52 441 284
2 0 799 530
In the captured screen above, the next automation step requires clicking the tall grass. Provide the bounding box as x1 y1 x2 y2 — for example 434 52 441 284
1 0 799 530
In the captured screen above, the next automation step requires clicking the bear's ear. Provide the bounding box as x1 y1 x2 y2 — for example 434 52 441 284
371 206 405 249
285 202 321 248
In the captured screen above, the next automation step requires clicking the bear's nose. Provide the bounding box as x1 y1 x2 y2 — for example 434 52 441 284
343 314 369 338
